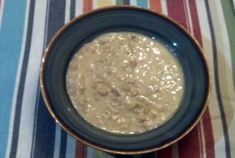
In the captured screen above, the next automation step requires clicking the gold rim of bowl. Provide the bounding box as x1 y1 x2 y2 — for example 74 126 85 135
39 6 211 155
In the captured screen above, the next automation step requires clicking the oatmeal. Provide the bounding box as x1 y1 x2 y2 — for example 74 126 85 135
66 32 184 134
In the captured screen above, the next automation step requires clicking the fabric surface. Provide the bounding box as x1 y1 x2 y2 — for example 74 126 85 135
0 0 235 158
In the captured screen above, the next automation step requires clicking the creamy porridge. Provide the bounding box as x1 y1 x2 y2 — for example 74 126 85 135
66 32 184 134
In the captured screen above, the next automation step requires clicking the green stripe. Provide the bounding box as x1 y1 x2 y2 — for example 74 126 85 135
116 0 123 5
221 0 235 87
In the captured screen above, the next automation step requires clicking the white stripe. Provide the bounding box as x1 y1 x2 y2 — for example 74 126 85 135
130 0 137 6
112 0 116 6
147 0 150 8
161 0 168 15
53 125 62 158
185 0 194 35
93 0 97 9
14 0 48 157
65 136 76 158
196 1 227 158
5 0 30 157
199 122 206 158
75 0 83 16
182 0 191 34
215 138 230 158
43 0 50 49
233 0 235 11
0 0 4 29
65 0 71 23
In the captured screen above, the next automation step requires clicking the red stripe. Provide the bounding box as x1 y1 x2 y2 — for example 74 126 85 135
83 0 93 13
178 126 201 158
188 0 215 157
157 146 172 158
203 108 216 158
75 142 87 158
166 0 187 29
167 0 202 157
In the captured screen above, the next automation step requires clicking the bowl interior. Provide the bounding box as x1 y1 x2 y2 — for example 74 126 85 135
42 7 209 152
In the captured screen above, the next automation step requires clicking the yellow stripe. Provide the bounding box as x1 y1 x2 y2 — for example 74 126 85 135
97 0 114 8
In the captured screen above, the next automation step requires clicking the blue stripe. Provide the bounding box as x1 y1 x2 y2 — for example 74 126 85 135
123 0 130 5
137 0 148 8
46 0 66 42
32 0 66 158
59 131 67 158
33 96 57 158
205 0 231 158
70 0 76 19
0 0 27 158
9 0 35 157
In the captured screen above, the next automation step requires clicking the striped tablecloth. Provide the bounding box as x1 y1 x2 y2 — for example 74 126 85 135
0 0 235 158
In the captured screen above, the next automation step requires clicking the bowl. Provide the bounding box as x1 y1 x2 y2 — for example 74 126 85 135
40 6 210 154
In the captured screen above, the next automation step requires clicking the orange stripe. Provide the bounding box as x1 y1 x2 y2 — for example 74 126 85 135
83 0 93 13
150 0 162 13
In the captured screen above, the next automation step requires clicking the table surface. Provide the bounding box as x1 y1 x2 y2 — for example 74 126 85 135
0 0 235 158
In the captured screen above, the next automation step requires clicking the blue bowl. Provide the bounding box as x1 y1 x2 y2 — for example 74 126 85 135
40 6 210 154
